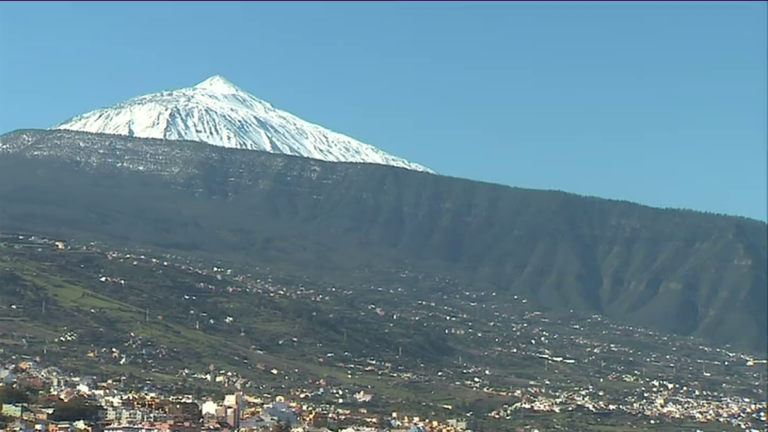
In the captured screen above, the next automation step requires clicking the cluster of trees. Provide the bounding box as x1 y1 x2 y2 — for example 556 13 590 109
0 386 32 404
0 385 101 423
0 386 33 429
49 396 101 422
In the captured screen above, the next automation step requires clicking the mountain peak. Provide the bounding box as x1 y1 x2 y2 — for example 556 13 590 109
193 75 240 93
51 77 434 173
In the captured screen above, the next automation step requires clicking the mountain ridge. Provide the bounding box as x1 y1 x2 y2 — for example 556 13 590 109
4 128 763 223
51 75 434 173
0 129 765 354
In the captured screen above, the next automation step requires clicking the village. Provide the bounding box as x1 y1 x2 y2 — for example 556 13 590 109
0 235 765 432
0 354 765 432
1 354 483 432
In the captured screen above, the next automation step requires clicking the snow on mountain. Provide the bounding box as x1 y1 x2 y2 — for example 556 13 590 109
52 75 434 173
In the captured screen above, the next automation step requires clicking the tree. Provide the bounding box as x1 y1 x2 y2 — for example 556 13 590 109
0 386 31 405
49 397 101 422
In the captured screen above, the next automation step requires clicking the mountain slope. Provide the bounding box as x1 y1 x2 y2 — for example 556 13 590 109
0 234 761 431
52 75 433 173
0 129 766 354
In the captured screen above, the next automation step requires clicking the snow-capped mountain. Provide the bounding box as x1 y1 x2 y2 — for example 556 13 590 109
52 75 433 173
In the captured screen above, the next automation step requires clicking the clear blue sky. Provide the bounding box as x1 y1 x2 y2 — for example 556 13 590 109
1 1 765 220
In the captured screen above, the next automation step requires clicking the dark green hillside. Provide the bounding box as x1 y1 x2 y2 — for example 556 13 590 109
0 129 765 353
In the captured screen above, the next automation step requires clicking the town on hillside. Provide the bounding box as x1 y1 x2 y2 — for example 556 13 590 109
0 234 765 432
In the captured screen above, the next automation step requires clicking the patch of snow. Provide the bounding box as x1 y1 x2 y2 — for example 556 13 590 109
52 75 434 173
